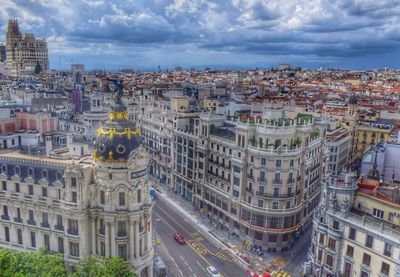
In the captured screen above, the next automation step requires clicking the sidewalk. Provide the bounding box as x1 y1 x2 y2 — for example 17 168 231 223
152 180 309 276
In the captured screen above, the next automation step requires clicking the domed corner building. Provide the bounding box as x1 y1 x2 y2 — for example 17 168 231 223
0 90 153 275
89 95 154 277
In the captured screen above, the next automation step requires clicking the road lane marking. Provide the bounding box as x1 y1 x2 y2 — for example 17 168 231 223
170 256 184 277
156 206 234 263
154 209 230 276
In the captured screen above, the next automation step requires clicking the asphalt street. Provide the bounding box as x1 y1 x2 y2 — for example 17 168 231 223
153 196 246 277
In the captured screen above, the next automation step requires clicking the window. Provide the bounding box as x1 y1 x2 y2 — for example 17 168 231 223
272 202 278 209
42 170 48 179
317 249 322 261
44 234 50 251
28 185 33 195
2 181 6 191
42 187 47 197
344 262 351 277
381 262 390 276
69 242 79 257
254 232 263 241
17 229 23 244
258 200 263 208
137 190 141 203
319 234 324 244
346 245 354 257
71 177 77 187
15 166 20 175
16 207 21 219
15 183 20 193
290 159 294 167
361 271 369 277
31 232 36 248
332 220 339 230
119 192 125 206
373 208 384 219
234 176 240 186
326 255 333 268
275 160 281 167
4 226 10 242
68 219 79 235
261 158 266 165
362 253 371 266
328 238 336 249
1 165 6 173
58 237 64 253
365 235 373 248
56 172 62 180
118 244 127 261
348 227 356 240
28 168 33 176
29 210 35 221
118 221 127 237
56 215 63 229
71 191 77 203
3 205 8 218
273 188 280 197
384 243 392 257
274 173 281 183
42 212 49 226
100 190 105 205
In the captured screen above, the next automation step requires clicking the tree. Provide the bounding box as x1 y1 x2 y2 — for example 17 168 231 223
72 256 134 277
0 248 67 277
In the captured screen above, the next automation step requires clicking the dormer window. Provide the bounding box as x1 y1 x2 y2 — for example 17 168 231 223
28 168 34 176
42 170 48 179
56 172 62 180
15 166 20 175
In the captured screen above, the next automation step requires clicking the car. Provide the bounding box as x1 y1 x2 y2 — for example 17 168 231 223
173 232 186 245
206 266 221 277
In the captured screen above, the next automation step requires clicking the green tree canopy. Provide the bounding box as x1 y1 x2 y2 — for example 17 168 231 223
72 256 135 277
0 248 67 277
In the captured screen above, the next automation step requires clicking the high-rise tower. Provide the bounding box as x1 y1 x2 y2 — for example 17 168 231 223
5 19 48 76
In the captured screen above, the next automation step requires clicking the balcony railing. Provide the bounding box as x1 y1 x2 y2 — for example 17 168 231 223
14 217 23 223
40 222 50 228
27 219 36 226
1 215 10 221
256 190 300 198
55 225 64 231
67 229 79 236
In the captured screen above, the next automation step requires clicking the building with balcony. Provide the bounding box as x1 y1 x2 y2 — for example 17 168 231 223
168 101 326 253
304 170 400 277
0 93 154 276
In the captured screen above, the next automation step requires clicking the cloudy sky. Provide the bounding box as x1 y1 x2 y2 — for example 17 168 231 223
1 0 400 70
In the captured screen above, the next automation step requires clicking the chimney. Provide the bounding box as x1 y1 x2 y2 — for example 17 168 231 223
45 136 52 157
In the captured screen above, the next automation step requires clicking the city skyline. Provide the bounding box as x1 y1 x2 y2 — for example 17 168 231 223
1 0 400 71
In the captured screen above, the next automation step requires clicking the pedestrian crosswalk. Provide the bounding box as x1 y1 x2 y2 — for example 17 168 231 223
215 251 231 261
274 270 291 277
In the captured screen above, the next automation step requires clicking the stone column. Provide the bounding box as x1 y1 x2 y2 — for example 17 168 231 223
110 223 116 256
129 219 135 259
105 222 110 256
135 220 140 257
91 217 96 255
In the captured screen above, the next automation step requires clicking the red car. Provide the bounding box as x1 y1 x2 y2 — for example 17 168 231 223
173 232 186 245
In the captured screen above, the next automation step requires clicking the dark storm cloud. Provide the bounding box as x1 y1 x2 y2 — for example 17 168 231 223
1 0 399 69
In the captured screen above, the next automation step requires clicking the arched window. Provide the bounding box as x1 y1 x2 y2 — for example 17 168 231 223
274 139 281 149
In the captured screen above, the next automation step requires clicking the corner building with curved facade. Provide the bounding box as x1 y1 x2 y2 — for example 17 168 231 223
172 102 326 253
0 99 153 276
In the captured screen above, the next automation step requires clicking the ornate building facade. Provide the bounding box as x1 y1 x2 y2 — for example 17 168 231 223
304 170 400 277
0 93 153 276
6 19 49 77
